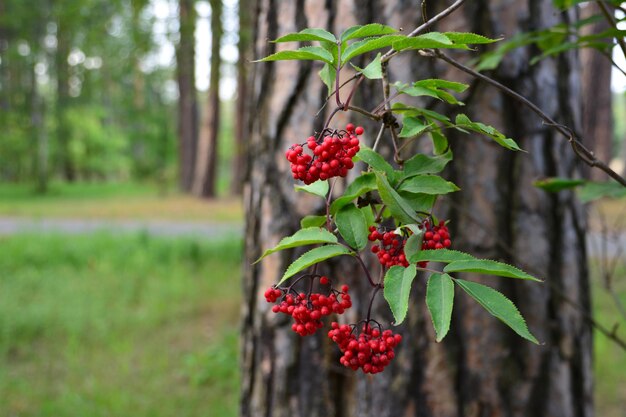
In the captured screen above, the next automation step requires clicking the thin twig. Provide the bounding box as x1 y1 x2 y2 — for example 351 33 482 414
433 50 626 186
596 1 626 62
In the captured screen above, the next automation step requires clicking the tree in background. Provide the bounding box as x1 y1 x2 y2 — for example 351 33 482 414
193 0 223 198
241 1 592 416
176 0 199 192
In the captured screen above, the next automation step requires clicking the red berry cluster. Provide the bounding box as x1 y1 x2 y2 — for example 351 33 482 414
285 123 363 185
417 220 452 267
368 226 409 268
328 322 402 374
264 281 352 336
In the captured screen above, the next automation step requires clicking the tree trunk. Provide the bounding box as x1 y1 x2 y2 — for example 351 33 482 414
231 0 251 195
580 3 613 181
241 2 592 417
193 0 223 198
55 16 75 181
176 0 199 192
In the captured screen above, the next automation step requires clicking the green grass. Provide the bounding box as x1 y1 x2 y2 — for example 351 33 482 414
0 182 243 222
0 233 241 417
592 260 626 417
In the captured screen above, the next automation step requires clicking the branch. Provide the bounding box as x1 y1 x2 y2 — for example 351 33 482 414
596 1 626 63
432 50 626 187
381 0 466 63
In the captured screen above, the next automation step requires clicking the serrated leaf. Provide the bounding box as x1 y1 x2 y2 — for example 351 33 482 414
444 259 541 281
403 150 453 176
351 53 383 79
410 249 475 264
403 229 424 260
256 227 338 262
274 28 337 43
455 114 522 151
319 63 337 94
341 24 398 41
398 175 460 195
383 264 417 325
431 130 449 154
259 46 334 65
398 191 436 213
295 180 329 198
578 181 626 202
341 35 406 62
375 172 419 224
533 177 586 192
414 79 469 93
395 82 440 99
356 146 395 178
279 244 353 284
399 116 430 138
330 172 377 214
300 215 327 228
335 203 368 250
454 279 539 344
426 273 454 342
393 32 470 51
443 32 500 45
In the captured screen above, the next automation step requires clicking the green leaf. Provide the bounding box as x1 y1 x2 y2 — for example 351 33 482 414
426 273 454 342
383 264 417 325
273 28 337 43
335 204 368 250
533 177 586 192
414 79 469 93
431 130 449 154
300 215 327 228
375 172 419 224
403 229 424 261
356 146 395 178
403 150 453 176
256 227 338 262
259 46 334 65
454 279 539 344
444 259 541 282
341 35 406 62
279 245 353 284
443 32 500 45
393 32 468 51
398 191 436 214
410 249 474 264
578 181 626 202
398 175 460 195
295 180 329 198
341 24 398 41
455 114 522 151
330 172 377 214
351 53 383 79
399 116 430 138
319 63 337 94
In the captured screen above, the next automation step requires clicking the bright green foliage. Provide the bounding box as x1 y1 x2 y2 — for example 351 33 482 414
426 273 455 342
280 245 353 284
351 53 383 79
256 227 338 262
273 28 337 43
301 215 327 228
375 172 420 224
454 279 539 344
444 259 541 281
295 180 330 198
534 177 586 192
399 116 431 137
403 150 453 176
410 248 475 263
398 175 460 195
357 147 395 178
384 264 417 325
259 46 335 65
336 204 369 250
341 35 406 62
330 172 377 214
341 24 398 41
455 114 522 151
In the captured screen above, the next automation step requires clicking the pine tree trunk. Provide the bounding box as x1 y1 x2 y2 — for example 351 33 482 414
580 3 613 181
193 0 222 198
241 2 592 417
176 0 199 192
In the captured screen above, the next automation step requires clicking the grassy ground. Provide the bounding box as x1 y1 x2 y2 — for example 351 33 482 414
0 233 241 417
0 182 242 222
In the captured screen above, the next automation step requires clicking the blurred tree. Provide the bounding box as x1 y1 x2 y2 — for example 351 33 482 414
193 0 223 198
231 0 250 195
241 1 591 416
176 0 199 192
581 2 613 181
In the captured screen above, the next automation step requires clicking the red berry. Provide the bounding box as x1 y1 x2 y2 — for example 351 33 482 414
355 126 364 135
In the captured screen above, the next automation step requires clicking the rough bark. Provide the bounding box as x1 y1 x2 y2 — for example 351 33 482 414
241 2 592 417
176 0 199 192
231 0 252 195
580 3 613 181
193 0 222 198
